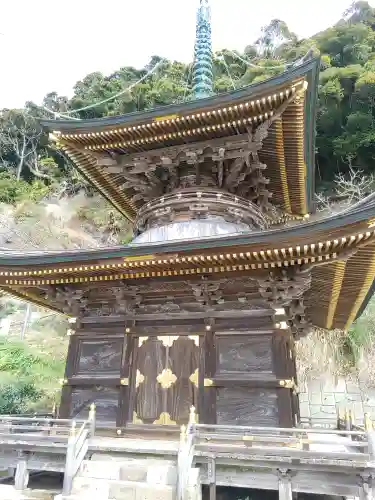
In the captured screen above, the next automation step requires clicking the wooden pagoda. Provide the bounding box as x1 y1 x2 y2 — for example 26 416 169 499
0 1 374 433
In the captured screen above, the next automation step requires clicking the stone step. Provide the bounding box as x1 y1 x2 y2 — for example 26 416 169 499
80 460 177 484
77 462 177 484
71 478 175 500
0 485 55 500
89 454 175 466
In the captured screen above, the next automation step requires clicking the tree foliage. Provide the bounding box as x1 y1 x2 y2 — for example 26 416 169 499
1 1 375 194
0 382 42 414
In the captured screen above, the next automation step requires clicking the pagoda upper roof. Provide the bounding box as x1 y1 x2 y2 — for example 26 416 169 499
41 57 320 219
0 193 374 331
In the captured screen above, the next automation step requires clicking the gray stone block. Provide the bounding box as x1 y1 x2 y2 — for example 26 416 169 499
322 394 335 406
72 476 110 497
81 460 120 480
353 402 364 419
320 405 337 415
109 482 136 500
306 380 322 393
309 393 322 405
321 379 337 392
310 404 336 418
346 393 363 402
146 465 176 485
299 392 308 403
334 393 349 404
135 483 174 500
334 378 347 393
120 466 147 483
363 407 375 418
346 382 361 394
299 402 310 418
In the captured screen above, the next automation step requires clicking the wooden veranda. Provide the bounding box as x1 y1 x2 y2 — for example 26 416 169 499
0 406 375 499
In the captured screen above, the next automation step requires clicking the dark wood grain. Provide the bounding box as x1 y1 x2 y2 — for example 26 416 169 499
76 339 123 375
216 388 279 426
168 336 199 423
216 336 273 374
70 386 119 423
133 338 165 423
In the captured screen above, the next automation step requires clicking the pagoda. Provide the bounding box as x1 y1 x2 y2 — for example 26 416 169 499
0 0 374 431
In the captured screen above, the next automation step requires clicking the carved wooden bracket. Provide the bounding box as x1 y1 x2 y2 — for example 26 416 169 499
258 267 312 307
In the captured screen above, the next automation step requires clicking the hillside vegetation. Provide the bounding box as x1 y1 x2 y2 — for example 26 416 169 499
0 1 375 411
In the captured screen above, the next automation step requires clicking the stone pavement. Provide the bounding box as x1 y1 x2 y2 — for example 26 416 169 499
299 376 375 424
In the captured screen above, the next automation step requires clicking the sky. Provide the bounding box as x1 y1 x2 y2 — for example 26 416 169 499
0 0 373 109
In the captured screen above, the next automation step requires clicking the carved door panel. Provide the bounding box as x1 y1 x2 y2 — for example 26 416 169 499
201 332 296 427
60 333 127 426
130 335 199 425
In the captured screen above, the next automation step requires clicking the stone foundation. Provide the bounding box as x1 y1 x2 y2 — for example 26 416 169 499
0 485 55 499
57 455 201 500
299 376 375 423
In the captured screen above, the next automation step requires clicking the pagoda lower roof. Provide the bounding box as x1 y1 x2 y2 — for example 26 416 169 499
41 58 320 219
0 194 374 331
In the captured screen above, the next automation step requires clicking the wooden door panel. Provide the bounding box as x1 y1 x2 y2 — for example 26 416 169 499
202 332 296 427
130 335 199 425
132 337 166 423
168 336 199 423
69 386 120 424
216 335 274 376
61 335 127 424
76 339 122 375
214 316 275 331
216 387 279 426
66 336 125 380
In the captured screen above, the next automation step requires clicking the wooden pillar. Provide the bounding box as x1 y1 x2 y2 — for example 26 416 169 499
207 458 216 500
278 469 292 500
359 474 374 500
14 454 29 491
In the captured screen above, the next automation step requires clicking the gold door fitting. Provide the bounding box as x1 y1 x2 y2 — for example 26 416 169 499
279 379 299 393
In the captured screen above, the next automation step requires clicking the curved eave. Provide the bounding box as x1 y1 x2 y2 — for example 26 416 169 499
0 285 66 316
1 227 374 329
0 194 372 268
0 196 373 329
41 58 320 217
305 241 375 330
355 279 375 320
41 58 320 133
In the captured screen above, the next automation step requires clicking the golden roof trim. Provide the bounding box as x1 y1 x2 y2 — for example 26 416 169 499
59 84 301 141
1 254 341 286
1 230 373 280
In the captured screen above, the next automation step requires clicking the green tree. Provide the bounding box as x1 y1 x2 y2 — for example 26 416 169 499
3 1 375 190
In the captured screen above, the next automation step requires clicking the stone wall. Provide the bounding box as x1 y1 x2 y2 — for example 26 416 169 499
299 376 375 424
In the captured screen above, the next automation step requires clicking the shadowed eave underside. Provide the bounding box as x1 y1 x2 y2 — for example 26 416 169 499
41 58 320 220
0 194 374 331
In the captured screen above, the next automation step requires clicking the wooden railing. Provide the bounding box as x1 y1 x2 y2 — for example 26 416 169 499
177 407 197 500
62 404 96 495
176 406 375 500
0 404 96 495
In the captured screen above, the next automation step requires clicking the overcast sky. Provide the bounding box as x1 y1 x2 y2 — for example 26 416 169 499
0 0 373 109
